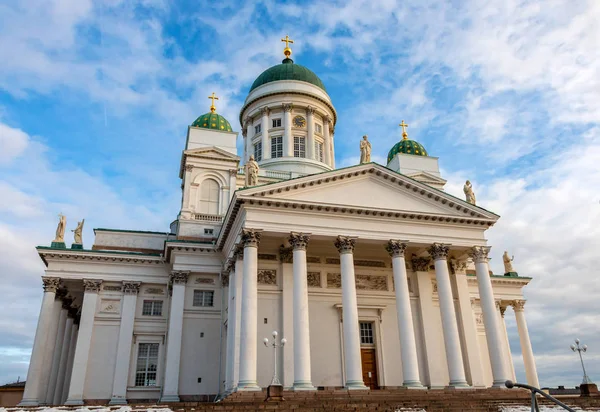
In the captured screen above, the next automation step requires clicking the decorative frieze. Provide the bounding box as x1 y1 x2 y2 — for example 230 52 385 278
327 273 342 288
475 313 484 326
241 228 261 248
145 287 164 295
356 274 388 291
103 285 123 292
123 281 141 295
385 240 408 258
428 243 450 260
83 279 103 293
99 299 120 314
355 260 386 268
431 280 438 294
42 277 61 293
258 253 277 261
326 257 340 265
279 246 293 263
170 271 189 285
185 164 194 172
307 272 321 287
411 255 431 272
470 246 491 263
289 232 311 250
334 236 355 254
307 256 321 263
258 270 277 285
195 278 215 285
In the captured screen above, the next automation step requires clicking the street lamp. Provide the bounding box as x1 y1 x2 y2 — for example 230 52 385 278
570 338 592 384
264 330 286 386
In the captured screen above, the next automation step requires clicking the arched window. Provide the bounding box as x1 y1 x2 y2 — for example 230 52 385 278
199 179 220 215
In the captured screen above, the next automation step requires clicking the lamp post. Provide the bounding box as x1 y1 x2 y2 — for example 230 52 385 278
264 330 286 386
570 339 592 384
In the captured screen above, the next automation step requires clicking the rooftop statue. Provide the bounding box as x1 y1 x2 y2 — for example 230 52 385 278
53 213 66 243
503 251 516 274
359 135 371 164
464 180 476 205
72 219 85 245
245 155 259 187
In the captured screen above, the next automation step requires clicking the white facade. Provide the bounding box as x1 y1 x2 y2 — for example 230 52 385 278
19 58 540 406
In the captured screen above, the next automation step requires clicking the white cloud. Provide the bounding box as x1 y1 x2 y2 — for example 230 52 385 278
0 123 30 164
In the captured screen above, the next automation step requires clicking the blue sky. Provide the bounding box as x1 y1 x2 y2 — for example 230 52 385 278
1 0 599 388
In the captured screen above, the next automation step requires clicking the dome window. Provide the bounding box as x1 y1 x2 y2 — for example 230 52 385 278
294 136 306 158
271 136 283 158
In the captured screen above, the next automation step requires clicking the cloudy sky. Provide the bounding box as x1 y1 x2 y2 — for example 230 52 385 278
0 0 598 388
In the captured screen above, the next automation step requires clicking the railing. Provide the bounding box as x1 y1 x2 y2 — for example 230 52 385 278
505 380 577 412
192 213 223 222
236 166 308 181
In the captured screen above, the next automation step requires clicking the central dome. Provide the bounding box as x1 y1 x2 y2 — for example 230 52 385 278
249 58 327 93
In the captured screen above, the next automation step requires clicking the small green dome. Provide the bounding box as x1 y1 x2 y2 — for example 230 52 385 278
249 58 326 93
387 139 428 163
191 112 233 132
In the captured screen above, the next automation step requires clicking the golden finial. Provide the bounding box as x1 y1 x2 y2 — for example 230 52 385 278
399 120 409 140
208 92 219 113
281 35 294 58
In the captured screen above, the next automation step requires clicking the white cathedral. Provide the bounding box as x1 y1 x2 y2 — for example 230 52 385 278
19 40 540 406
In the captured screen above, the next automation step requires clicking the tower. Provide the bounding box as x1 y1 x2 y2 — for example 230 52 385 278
239 36 337 177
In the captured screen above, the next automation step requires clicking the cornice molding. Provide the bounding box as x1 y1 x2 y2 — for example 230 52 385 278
38 249 163 266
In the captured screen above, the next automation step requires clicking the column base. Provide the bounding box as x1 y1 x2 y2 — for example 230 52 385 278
237 380 261 391
159 394 180 402
492 379 509 388
345 380 368 390
17 399 40 407
448 380 470 389
108 397 128 405
403 380 426 389
292 381 316 391
64 398 84 406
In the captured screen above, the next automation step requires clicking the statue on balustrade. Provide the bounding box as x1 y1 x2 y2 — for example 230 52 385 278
72 219 85 245
245 155 259 187
463 180 476 205
359 135 371 164
53 213 66 242
503 251 517 274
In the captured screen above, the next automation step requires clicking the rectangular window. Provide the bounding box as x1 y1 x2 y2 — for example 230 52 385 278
294 136 306 158
135 343 159 386
314 141 324 162
142 300 163 316
359 322 374 345
271 136 283 158
193 290 214 307
315 124 323 134
272 118 282 128
204 228 214 235
255 124 261 134
254 141 262 161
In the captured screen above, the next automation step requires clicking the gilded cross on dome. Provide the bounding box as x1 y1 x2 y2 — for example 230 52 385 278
208 92 219 113
399 120 409 139
281 35 294 58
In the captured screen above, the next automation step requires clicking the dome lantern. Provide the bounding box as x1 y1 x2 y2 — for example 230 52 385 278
190 92 233 132
387 120 428 163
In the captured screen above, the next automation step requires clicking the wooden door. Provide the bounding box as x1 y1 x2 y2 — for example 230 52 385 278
360 348 379 389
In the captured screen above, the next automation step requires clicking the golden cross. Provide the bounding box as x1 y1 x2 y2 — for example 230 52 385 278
399 120 409 138
208 92 219 113
281 35 294 49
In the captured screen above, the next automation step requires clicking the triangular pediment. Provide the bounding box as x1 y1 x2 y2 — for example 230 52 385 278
184 146 240 161
238 163 498 220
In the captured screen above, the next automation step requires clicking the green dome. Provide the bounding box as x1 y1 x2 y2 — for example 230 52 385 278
249 58 326 93
191 112 233 132
387 139 428 163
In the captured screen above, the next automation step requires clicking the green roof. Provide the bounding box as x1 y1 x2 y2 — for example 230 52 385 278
387 139 428 163
249 58 326 93
191 112 233 132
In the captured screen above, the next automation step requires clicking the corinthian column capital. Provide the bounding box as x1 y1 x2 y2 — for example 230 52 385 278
334 235 356 254
42 276 61 293
123 281 141 295
170 271 189 285
289 232 311 250
411 255 431 272
428 243 450 260
385 240 408 258
83 279 102 293
470 246 491 263
282 103 293 112
450 259 468 275
241 228 261 248
512 299 526 312
260 107 270 116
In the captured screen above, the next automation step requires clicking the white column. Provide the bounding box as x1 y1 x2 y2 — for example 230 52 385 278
280 247 295 388
46 301 68 404
306 107 315 160
161 271 188 402
238 229 262 390
19 277 61 406
283 104 293 157
386 241 423 388
428 244 468 387
451 260 485 387
244 116 253 162
182 164 193 215
61 322 79 404
323 116 331 167
289 232 315 390
109 281 140 404
330 128 336 168
225 263 236 392
261 107 270 160
232 251 244 387
513 300 539 387
335 236 367 390
469 246 508 387
53 308 74 405
229 169 238 201
38 288 64 404
498 302 516 382
65 279 102 405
